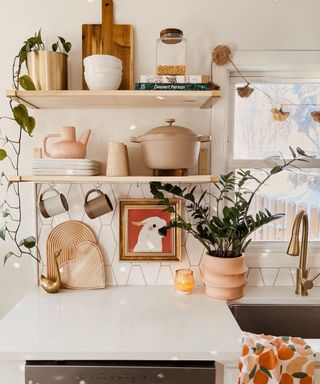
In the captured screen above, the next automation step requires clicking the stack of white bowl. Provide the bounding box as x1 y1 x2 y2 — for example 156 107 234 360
84 55 122 90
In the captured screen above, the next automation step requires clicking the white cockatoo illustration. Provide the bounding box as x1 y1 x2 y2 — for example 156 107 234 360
132 216 167 252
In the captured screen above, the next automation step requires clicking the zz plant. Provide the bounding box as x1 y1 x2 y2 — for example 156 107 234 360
1 30 71 265
150 147 310 258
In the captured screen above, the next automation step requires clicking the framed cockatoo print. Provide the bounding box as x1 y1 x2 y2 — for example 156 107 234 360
119 199 181 261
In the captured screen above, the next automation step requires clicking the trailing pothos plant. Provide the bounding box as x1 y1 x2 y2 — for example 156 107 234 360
150 147 311 258
1 30 71 265
13 29 72 90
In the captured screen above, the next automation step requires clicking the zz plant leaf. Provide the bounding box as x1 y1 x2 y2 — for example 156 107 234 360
150 147 310 258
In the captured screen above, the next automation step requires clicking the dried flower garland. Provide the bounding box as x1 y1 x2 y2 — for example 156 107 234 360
211 44 320 123
212 45 231 66
237 84 254 98
311 111 320 123
271 108 290 122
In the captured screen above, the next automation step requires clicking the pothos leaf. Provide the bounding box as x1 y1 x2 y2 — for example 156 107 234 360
19 236 36 249
64 42 72 53
0 224 7 241
13 103 29 127
4 252 14 266
13 104 35 136
2 208 10 218
0 149 7 160
26 116 36 136
19 75 36 91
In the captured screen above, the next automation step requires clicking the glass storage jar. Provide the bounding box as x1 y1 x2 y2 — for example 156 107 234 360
156 28 187 76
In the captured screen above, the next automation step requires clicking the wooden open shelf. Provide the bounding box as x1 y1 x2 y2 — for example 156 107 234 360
10 175 218 184
6 90 221 110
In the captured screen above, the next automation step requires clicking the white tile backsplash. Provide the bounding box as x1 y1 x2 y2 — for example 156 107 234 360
274 268 294 287
260 268 279 286
36 182 310 287
247 268 264 287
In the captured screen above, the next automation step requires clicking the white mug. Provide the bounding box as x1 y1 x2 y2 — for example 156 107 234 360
38 188 69 218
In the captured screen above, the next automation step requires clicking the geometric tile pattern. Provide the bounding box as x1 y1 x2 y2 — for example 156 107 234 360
36 182 297 287
36 182 210 287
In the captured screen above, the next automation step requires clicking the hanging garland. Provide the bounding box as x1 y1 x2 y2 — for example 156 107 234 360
212 44 320 123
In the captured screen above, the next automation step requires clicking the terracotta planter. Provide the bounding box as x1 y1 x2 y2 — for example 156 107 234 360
202 253 248 300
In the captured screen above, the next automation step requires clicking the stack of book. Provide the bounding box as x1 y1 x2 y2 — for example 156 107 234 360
135 75 218 91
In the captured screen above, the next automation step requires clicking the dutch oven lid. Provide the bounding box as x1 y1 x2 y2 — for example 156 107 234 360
139 119 199 142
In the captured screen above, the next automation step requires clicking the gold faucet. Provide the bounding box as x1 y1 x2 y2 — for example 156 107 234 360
287 210 320 296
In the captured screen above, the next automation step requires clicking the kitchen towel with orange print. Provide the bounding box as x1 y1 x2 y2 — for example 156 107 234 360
238 332 316 384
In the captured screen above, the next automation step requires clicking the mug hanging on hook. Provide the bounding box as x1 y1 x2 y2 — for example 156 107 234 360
38 187 69 218
84 188 113 219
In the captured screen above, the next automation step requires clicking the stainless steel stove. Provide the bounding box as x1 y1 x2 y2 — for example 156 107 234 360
25 360 216 384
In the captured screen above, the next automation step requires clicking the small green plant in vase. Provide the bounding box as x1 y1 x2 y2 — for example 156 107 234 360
14 29 72 91
0 29 72 267
150 147 310 300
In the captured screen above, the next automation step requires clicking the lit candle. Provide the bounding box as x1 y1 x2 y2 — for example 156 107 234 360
174 269 195 294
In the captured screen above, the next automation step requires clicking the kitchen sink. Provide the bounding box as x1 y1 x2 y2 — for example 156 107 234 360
228 304 320 338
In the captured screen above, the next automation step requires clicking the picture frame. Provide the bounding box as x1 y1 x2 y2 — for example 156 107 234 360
119 199 181 261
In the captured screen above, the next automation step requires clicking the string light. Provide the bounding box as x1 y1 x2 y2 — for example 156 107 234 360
212 45 320 123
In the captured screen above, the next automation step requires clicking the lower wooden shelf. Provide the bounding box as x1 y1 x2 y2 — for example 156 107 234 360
10 175 218 184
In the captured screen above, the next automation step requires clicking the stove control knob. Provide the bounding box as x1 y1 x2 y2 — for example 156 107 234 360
157 373 165 380
79 380 87 384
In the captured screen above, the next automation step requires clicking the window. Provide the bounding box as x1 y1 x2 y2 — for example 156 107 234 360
229 77 320 243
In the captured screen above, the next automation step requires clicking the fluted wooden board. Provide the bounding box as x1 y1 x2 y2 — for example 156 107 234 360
60 241 105 290
46 221 96 283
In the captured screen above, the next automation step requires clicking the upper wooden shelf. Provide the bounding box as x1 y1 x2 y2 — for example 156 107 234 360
6 90 221 110
10 175 218 184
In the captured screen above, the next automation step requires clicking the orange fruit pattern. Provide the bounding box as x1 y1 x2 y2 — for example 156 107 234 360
259 349 277 370
300 376 312 384
238 332 316 384
280 373 294 384
253 369 269 384
278 345 295 361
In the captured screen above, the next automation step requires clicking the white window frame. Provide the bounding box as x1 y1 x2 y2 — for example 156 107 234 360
210 50 320 267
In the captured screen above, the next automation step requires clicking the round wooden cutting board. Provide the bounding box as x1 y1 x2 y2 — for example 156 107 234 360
46 221 96 282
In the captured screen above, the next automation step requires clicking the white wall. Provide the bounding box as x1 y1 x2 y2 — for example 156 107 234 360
0 0 320 317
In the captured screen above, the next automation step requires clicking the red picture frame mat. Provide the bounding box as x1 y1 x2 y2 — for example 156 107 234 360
126 205 174 254
119 199 181 261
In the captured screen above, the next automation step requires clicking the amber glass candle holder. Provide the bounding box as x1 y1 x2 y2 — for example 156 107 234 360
174 269 195 294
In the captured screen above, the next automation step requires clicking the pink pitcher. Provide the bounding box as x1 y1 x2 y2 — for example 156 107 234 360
43 126 91 159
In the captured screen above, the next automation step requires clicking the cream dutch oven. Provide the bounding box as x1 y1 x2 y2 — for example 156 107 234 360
130 118 211 172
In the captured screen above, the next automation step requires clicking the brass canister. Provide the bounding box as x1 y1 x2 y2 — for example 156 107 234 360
27 51 68 90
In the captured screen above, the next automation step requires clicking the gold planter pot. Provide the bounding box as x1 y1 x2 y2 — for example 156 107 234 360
27 51 68 90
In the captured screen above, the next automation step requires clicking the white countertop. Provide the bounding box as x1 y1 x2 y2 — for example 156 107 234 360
0 286 319 362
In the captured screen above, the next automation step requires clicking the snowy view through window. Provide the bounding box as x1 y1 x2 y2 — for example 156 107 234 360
234 83 320 241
